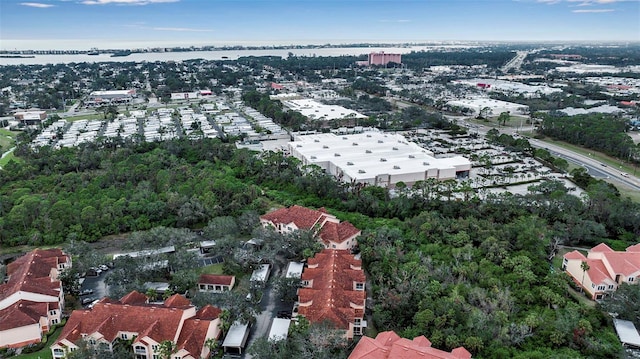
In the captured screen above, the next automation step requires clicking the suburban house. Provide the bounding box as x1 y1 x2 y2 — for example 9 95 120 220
0 248 71 348
51 291 222 359
296 249 366 339
260 205 361 250
348 331 472 359
563 243 640 300
197 274 236 293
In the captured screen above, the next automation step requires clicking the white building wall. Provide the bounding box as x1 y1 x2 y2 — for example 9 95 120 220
0 324 42 348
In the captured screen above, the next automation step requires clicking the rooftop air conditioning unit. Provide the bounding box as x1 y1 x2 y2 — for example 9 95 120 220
352 142 358 146
380 158 387 162
335 153 341 157
347 162 354 165
394 165 401 169
392 147 398 150
409 155 415 158
358 169 366 173
378 140 383 143
323 145 329 149
365 150 372 154
423 162 430 165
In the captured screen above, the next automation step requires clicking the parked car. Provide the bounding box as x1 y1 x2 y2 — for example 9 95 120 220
79 289 93 296
81 297 96 305
98 264 109 271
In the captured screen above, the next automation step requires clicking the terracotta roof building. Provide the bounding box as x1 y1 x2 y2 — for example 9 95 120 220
197 274 236 293
51 291 221 359
296 249 366 339
0 248 70 348
349 331 472 359
260 205 361 250
563 243 640 300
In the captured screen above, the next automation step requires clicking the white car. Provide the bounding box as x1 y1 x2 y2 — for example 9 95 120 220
98 264 109 271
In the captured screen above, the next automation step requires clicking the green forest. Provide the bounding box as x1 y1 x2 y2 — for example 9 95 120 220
2 135 640 357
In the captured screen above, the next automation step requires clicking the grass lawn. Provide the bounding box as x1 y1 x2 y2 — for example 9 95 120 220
14 326 63 359
0 150 22 167
0 129 18 152
198 263 224 275
63 113 103 122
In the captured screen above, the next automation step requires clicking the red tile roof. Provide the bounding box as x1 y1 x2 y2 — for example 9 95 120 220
0 249 68 302
0 300 48 331
119 291 148 305
349 331 472 359
163 294 191 308
261 205 361 246
591 243 614 253
318 221 361 245
564 250 587 261
586 259 613 285
56 292 221 358
298 250 366 330
176 318 215 356
198 274 235 286
196 305 222 320
260 205 327 231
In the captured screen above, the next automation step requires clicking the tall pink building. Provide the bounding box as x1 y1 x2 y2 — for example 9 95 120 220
368 51 402 66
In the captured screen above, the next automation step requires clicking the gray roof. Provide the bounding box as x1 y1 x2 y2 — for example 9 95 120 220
613 319 640 347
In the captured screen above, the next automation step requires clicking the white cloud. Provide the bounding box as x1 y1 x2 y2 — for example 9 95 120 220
81 0 178 5
19 2 55 7
152 27 213 32
572 8 616 11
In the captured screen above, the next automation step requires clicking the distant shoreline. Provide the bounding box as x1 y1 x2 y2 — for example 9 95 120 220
0 55 35 59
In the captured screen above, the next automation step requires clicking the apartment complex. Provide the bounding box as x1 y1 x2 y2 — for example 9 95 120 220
349 331 472 359
563 243 640 300
260 205 361 250
0 249 71 348
52 291 221 359
297 249 366 339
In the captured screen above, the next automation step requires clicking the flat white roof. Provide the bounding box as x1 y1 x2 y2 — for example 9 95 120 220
268 318 291 342
613 319 640 348
446 98 528 112
285 262 304 279
289 132 471 182
250 264 271 282
282 98 367 121
90 90 134 96
222 321 250 348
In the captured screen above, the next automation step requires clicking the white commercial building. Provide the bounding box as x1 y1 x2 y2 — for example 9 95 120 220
281 98 367 121
446 98 529 116
87 90 136 105
288 132 471 187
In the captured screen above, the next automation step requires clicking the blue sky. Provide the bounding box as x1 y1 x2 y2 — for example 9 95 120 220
1 0 639 50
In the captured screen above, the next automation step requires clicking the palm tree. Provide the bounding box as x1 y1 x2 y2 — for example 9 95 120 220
580 261 590 292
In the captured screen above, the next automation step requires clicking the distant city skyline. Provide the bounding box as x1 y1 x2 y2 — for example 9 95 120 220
1 0 639 51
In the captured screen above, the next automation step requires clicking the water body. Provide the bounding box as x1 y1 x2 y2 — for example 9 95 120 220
0 45 474 66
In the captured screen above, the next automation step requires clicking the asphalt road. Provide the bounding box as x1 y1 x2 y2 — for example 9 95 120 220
529 138 640 191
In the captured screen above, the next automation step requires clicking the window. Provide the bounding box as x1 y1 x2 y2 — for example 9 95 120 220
52 319 58 324
630 277 635 282
121 334 128 340
597 285 605 291
355 282 364 291
53 348 64 357
152 345 158 351
89 338 96 345
591 283 595 288
49 310 56 315
153 356 159 359
354 318 361 325
302 280 310 287
608 285 614 290
199 284 206 290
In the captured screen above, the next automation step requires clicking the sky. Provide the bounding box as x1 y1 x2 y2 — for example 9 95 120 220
1 0 639 50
